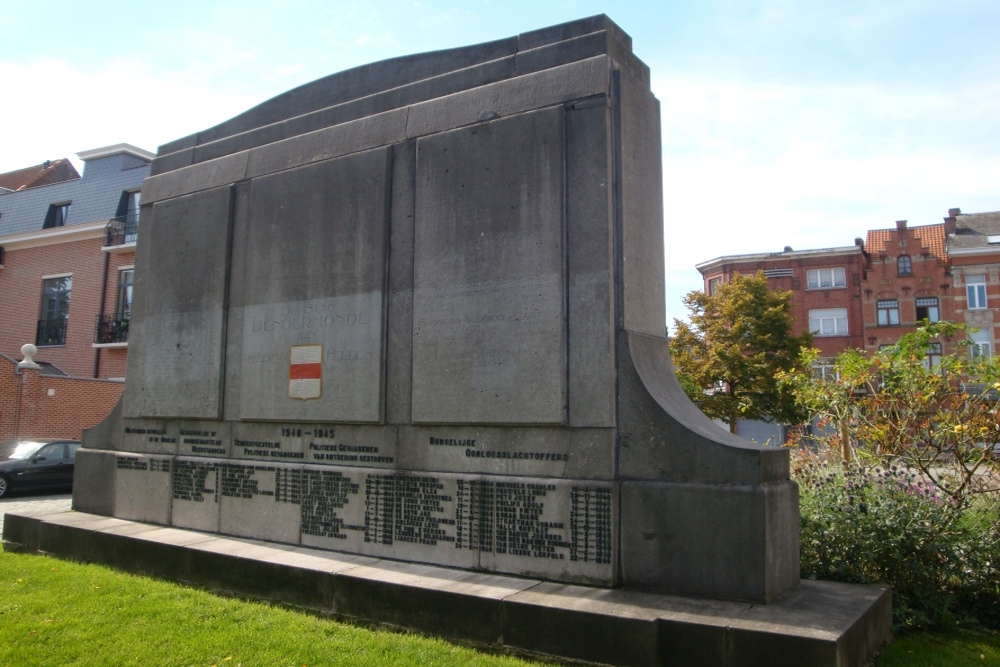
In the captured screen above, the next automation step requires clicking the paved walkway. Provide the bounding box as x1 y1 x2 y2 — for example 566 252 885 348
0 492 72 536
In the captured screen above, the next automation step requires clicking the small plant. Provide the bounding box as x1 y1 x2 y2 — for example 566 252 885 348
794 447 1000 630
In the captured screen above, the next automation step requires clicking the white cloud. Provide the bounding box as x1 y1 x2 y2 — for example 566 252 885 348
0 58 260 172
654 71 1000 325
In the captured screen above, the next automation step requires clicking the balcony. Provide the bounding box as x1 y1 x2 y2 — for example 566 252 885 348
36 318 68 346
94 313 129 346
103 210 139 252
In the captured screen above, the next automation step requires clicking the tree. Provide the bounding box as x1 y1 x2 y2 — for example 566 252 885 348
670 271 812 434
782 322 1000 511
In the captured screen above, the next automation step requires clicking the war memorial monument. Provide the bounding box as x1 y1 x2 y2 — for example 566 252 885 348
3 16 890 666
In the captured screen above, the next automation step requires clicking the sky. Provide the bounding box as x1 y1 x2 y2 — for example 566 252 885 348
2 0 999 327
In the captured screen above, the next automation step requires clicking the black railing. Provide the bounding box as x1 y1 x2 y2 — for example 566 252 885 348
36 318 68 346
105 209 139 246
95 313 129 344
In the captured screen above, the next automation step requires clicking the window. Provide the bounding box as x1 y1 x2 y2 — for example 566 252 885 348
126 190 141 223
708 277 722 295
897 255 912 276
970 328 992 359
877 299 900 326
923 343 942 369
42 202 71 229
915 297 940 323
806 267 846 289
116 269 134 318
37 276 71 345
811 362 839 381
809 308 848 336
967 274 987 309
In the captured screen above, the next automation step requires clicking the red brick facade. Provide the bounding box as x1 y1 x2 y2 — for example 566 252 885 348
0 233 136 378
697 245 867 359
696 212 995 368
0 355 123 442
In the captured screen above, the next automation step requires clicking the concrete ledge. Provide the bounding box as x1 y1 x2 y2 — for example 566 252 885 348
2 510 890 667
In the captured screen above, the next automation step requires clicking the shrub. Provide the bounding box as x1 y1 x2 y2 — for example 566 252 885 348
794 447 1000 631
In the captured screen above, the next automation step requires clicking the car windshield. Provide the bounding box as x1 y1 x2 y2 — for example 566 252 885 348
0 440 45 460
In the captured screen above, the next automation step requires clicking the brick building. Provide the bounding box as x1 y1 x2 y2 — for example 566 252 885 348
695 209 996 372
945 209 1000 359
860 220 951 360
696 243 868 365
0 144 152 439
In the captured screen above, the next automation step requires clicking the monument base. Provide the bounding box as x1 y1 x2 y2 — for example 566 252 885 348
3 509 891 667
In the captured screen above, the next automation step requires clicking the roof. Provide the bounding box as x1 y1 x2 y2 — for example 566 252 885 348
696 245 863 274
866 223 946 259
948 211 1000 252
0 159 79 192
0 146 151 239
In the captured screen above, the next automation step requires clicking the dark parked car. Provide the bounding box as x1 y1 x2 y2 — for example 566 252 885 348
0 439 81 498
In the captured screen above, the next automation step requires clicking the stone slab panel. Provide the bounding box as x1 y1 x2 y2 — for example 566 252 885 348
244 110 407 180
412 107 566 424
619 480 800 602
171 457 224 532
218 460 302 543
178 420 231 458
113 453 173 524
227 150 389 423
398 426 614 479
142 152 247 204
122 418 178 455
334 561 531 644
70 448 117 516
503 583 661 667
405 56 610 139
81 398 122 450
123 186 232 419
385 140 416 424
618 69 666 337
565 100 615 427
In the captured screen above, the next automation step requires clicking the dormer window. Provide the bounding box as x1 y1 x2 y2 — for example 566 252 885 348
897 255 912 276
43 202 71 229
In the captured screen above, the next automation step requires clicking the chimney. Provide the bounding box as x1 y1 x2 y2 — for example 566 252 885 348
896 220 907 232
944 208 960 236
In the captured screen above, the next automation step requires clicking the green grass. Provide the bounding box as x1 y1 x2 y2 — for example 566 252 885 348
0 549 543 667
877 627 1000 666
5 548 1000 666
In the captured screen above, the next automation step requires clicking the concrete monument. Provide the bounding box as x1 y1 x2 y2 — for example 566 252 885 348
12 16 887 665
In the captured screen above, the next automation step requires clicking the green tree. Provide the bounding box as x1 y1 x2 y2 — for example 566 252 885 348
782 322 1000 510
670 271 812 435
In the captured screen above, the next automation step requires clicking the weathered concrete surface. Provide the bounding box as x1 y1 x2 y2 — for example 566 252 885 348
3 510 891 667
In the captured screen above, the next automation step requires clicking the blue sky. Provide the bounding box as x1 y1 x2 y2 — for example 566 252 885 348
2 0 998 326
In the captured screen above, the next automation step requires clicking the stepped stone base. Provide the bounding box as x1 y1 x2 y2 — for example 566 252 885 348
3 509 890 667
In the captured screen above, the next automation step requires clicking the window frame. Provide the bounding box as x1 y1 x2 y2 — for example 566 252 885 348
37 274 72 346
970 328 992 359
43 202 71 229
806 267 847 290
809 308 849 337
876 299 901 326
897 255 912 276
967 274 988 310
915 297 940 323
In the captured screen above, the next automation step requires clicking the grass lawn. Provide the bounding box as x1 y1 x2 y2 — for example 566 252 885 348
3 548 999 666
877 627 1000 666
0 549 542 667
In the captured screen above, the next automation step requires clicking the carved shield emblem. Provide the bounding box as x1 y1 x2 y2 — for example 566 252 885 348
288 344 323 400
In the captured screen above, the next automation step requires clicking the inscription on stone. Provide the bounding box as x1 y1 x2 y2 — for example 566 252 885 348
412 108 567 425
229 150 389 423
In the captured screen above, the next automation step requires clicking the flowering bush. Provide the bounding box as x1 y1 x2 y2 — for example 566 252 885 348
795 447 1000 630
